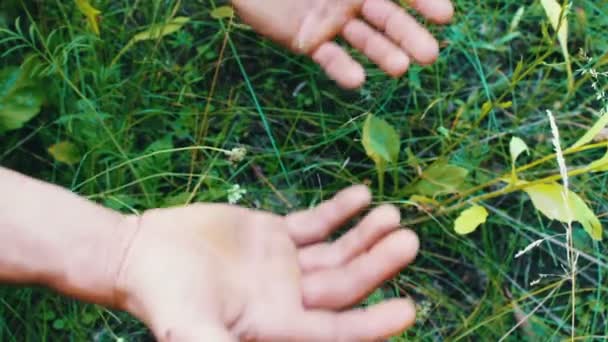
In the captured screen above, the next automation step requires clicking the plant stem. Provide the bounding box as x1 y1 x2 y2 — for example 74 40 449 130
392 166 399 195
404 160 607 225
378 169 385 199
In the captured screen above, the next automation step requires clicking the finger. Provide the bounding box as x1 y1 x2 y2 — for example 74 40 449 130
271 299 416 341
342 19 410 77
298 204 400 272
310 42 366 89
302 229 419 310
407 0 455 24
286 185 371 246
295 0 364 52
362 0 440 64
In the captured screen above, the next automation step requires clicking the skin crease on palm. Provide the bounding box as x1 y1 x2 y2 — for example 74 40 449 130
231 0 454 88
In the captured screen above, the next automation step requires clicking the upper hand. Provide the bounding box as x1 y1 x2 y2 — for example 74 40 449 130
114 185 419 341
231 0 454 89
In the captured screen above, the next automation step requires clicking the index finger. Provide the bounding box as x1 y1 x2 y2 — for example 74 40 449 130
285 185 372 246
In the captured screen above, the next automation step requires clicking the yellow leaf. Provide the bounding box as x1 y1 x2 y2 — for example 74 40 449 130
524 182 602 240
454 205 489 235
480 101 493 118
540 0 573 91
589 149 608 172
510 136 529 164
75 0 101 36
510 136 529 182
210 6 234 20
48 141 81 165
570 113 608 149
131 17 191 43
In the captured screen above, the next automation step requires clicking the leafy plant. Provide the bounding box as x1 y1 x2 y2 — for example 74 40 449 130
362 114 606 241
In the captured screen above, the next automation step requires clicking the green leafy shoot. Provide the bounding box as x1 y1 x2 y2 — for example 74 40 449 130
523 182 602 240
405 159 468 197
48 141 81 165
361 113 400 197
509 136 529 181
454 205 489 235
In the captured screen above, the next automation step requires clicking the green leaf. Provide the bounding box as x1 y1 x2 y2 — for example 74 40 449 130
361 114 400 195
454 205 489 235
0 66 44 134
510 136 529 164
362 114 400 166
210 6 234 20
523 182 602 240
131 16 191 43
405 159 469 197
510 6 526 32
540 0 573 91
48 141 81 165
570 113 608 149
74 0 101 35
52 319 65 330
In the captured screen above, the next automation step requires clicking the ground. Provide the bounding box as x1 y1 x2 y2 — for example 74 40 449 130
1 0 608 340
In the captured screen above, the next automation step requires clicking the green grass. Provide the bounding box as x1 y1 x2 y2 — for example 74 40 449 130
1 0 608 340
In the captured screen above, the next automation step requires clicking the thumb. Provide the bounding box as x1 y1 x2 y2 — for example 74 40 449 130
295 0 363 53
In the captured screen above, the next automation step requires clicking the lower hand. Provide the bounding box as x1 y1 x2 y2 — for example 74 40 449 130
114 185 419 341
232 0 454 89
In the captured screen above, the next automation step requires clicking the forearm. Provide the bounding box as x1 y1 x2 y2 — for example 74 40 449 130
0 167 137 307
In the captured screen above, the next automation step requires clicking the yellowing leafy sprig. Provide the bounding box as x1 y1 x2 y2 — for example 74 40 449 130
75 0 101 36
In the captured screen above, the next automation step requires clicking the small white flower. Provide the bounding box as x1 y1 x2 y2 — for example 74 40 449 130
227 184 247 204
225 147 247 164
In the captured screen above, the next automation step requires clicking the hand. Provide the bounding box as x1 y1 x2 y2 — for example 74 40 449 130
231 0 454 89
114 185 419 341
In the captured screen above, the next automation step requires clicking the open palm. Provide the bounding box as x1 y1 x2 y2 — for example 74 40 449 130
232 0 454 88
117 186 419 341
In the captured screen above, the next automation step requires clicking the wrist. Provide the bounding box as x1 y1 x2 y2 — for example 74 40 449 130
42 212 140 309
